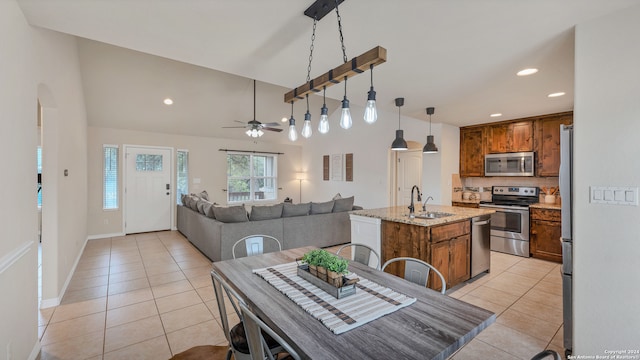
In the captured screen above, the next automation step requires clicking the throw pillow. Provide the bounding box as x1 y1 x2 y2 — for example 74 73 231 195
188 195 200 211
180 194 187 206
213 205 249 223
333 196 354 212
202 201 215 218
197 190 209 201
332 193 342 200
250 204 284 221
282 203 310 217
310 200 335 214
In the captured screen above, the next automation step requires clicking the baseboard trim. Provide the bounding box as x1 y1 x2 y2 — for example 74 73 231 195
28 340 41 360
0 240 34 275
40 236 90 309
87 232 125 240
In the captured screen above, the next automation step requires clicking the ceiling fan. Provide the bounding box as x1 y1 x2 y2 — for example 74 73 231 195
223 80 282 137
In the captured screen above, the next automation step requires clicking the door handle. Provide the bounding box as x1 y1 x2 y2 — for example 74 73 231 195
473 220 490 226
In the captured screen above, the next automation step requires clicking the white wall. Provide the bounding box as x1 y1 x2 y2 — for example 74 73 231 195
422 123 460 205
1 1 89 357
573 4 640 354
87 127 302 236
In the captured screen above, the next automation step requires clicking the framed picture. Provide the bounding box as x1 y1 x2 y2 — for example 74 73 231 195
330 154 343 181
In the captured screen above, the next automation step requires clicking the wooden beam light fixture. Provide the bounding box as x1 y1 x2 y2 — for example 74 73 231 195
284 0 387 140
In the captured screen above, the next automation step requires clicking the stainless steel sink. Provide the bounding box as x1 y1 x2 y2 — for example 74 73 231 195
406 212 454 219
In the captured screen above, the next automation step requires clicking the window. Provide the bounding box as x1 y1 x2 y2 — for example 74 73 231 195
135 154 163 171
227 153 277 203
37 146 42 207
177 150 189 204
103 145 119 210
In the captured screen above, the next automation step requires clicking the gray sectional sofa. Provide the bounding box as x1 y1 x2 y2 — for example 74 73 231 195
177 194 358 262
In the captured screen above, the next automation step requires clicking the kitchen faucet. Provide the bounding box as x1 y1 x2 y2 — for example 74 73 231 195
422 196 434 211
408 185 422 218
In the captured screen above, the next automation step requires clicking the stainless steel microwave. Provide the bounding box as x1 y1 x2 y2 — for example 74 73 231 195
484 152 535 176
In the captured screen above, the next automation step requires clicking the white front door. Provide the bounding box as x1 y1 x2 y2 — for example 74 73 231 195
396 150 423 207
125 146 172 234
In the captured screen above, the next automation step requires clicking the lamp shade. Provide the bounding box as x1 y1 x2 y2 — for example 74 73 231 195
423 135 438 153
391 130 408 151
295 172 306 181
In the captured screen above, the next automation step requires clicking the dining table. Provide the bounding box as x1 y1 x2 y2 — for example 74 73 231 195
211 246 495 360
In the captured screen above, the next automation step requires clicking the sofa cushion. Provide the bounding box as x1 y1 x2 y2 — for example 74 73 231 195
310 200 334 215
250 204 283 221
282 202 310 217
333 196 354 212
213 205 249 223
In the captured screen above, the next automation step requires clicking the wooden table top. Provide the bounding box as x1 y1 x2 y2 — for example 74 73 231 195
211 246 495 360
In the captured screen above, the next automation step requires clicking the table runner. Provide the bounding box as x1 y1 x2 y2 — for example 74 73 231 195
253 262 416 334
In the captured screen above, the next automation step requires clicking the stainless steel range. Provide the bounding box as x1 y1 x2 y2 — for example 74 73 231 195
479 186 539 257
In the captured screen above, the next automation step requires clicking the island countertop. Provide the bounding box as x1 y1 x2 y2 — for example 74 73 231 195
350 205 495 227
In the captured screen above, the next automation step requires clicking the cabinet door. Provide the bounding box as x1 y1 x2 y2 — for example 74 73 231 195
511 121 533 152
449 235 471 287
460 128 485 177
535 114 573 177
429 241 449 292
486 124 509 153
381 221 428 277
530 220 562 263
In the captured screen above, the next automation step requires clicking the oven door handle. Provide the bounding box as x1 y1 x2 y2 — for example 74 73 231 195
479 204 529 212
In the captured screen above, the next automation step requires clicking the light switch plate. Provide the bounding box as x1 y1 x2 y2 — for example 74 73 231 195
590 186 638 206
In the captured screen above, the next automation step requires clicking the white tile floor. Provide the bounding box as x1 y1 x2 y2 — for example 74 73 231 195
37 231 564 359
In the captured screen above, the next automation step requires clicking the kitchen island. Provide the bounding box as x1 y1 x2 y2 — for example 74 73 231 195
350 205 495 291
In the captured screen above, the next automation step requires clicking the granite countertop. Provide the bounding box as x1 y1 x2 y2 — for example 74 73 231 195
530 202 562 210
350 205 495 227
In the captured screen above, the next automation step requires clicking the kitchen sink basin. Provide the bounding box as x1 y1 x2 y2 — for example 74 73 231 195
406 212 454 219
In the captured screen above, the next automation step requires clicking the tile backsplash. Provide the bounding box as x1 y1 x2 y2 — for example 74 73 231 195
452 175 560 203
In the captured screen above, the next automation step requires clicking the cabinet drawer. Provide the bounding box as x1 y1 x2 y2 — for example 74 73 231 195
430 220 470 243
531 208 561 222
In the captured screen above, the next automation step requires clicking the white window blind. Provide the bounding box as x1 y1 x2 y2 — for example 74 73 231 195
103 145 119 210
177 150 189 204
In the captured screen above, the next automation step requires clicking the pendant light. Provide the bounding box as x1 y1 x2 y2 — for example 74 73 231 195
364 64 378 124
301 94 313 138
339 77 352 129
288 101 298 142
318 86 330 134
391 97 408 151
423 106 438 153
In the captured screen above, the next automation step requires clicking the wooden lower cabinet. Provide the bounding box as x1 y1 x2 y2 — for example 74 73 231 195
530 208 562 263
452 201 479 209
381 220 471 292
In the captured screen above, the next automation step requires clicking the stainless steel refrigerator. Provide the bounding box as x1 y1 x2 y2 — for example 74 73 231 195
560 124 573 357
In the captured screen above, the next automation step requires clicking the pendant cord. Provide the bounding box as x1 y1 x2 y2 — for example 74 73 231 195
323 86 326 106
370 64 374 87
335 0 348 63
253 80 256 121
306 94 310 112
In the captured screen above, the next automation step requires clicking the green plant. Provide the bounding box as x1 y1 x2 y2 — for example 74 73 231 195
301 249 348 273
325 256 349 274
301 249 328 266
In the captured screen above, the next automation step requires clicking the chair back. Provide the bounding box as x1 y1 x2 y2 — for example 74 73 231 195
210 270 244 344
238 302 301 360
232 235 282 259
381 257 447 294
336 243 380 270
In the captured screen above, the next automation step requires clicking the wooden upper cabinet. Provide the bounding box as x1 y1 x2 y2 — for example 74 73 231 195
486 121 533 153
534 112 573 177
459 127 485 177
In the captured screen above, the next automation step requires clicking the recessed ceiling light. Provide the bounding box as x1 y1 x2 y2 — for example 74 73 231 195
517 68 538 76
548 92 566 98
163 98 174 105
490 113 502 117
281 117 288 122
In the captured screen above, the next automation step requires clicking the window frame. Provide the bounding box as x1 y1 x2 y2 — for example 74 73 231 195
176 149 189 204
226 152 278 204
103 144 119 210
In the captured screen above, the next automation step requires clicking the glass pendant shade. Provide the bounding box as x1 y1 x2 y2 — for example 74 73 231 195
391 130 408 150
340 98 352 129
318 105 329 134
301 111 312 138
423 135 438 153
288 117 298 142
364 90 377 124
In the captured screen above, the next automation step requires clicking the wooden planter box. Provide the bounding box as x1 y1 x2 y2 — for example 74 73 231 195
297 265 356 299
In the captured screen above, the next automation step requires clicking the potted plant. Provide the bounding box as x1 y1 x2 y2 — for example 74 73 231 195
325 256 349 287
301 249 330 278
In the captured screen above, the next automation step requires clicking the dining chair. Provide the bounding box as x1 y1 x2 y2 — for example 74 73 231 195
381 257 447 294
336 243 381 270
238 301 301 360
210 270 283 360
232 234 282 259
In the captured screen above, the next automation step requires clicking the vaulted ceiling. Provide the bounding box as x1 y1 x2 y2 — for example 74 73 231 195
17 0 639 143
